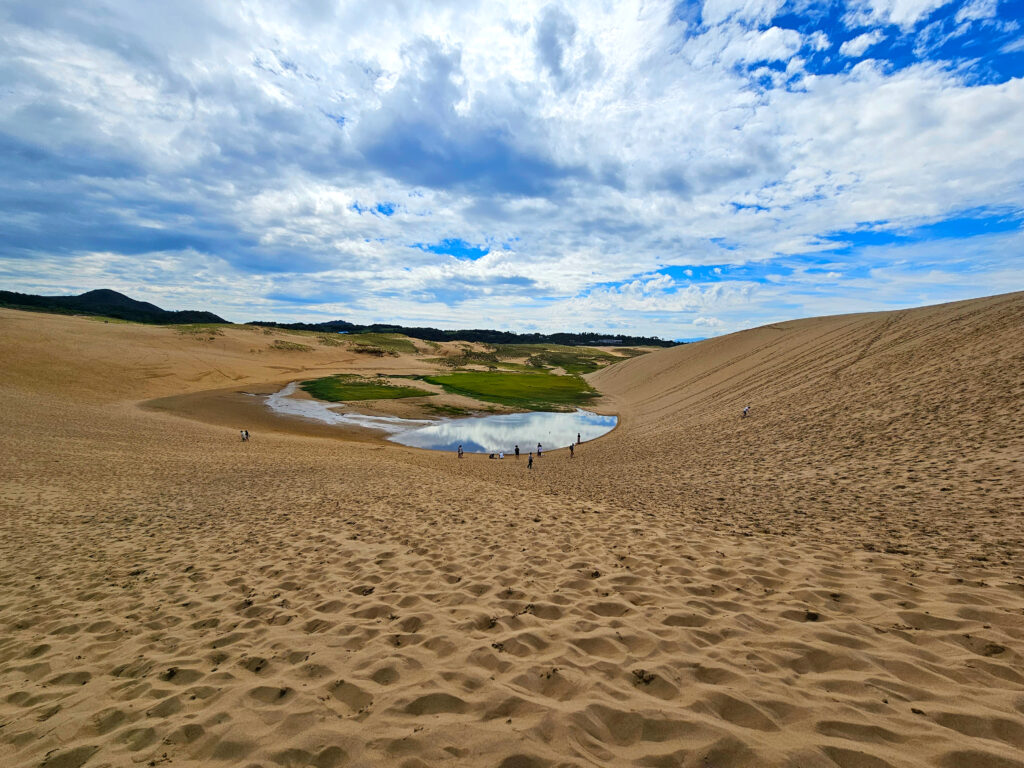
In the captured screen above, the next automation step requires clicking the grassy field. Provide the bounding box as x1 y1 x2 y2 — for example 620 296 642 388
301 374 434 402
420 370 597 411
175 323 226 336
316 335 346 347
272 339 312 352
422 403 474 417
491 344 625 374
425 349 501 368
347 333 419 356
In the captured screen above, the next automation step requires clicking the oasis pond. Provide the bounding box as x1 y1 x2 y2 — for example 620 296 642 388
388 408 616 453
265 382 616 453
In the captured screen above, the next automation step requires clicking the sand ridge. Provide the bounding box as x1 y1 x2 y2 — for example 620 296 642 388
1 295 1024 767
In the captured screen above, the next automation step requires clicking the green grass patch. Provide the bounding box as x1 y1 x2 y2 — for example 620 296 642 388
493 361 537 371
176 323 226 336
317 335 346 347
492 344 621 374
423 403 473 417
348 333 418 355
272 339 312 352
491 343 579 357
420 370 598 411
426 349 501 369
301 374 434 402
351 344 391 357
423 356 456 368
456 349 500 365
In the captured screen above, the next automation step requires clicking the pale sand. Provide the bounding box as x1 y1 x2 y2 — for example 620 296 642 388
1 295 1022 768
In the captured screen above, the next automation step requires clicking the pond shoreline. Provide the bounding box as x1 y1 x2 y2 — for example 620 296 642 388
263 381 435 434
266 381 617 452
142 379 618 452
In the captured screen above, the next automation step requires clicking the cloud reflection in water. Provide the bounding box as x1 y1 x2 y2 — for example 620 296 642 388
388 409 616 453
265 382 432 433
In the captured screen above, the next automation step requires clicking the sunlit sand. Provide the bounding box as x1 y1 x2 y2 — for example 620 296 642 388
1 293 1023 768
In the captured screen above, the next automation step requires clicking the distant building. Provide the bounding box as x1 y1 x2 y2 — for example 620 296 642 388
595 338 622 345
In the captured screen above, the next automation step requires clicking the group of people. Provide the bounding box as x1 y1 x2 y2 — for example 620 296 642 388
458 433 584 469
239 429 250 441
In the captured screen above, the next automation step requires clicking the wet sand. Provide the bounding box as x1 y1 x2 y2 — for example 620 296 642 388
1 294 1023 768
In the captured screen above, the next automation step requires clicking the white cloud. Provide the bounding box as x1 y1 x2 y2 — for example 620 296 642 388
0 0 1022 337
955 0 998 23
701 0 786 26
693 315 725 327
1002 36 1024 54
721 25 804 65
808 30 831 51
839 30 886 57
844 0 954 30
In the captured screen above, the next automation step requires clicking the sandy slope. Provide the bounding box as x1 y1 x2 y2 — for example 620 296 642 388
1 296 1023 768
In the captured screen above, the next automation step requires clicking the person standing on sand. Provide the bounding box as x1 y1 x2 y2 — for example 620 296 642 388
742 405 750 418
569 443 574 458
577 432 581 445
458 444 464 459
527 453 533 469
514 445 520 458
537 443 542 456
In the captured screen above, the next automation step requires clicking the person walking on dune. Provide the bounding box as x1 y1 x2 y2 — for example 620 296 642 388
527 453 533 470
537 443 542 457
458 444 464 459
514 445 520 458
569 443 574 458
742 405 750 418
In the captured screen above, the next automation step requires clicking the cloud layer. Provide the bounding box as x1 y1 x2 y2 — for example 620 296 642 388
1 0 1022 338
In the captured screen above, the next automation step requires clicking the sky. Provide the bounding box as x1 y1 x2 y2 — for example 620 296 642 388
1 0 1023 340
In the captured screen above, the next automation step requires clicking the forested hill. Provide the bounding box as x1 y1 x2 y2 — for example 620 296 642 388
0 288 677 346
0 289 227 325
247 320 678 347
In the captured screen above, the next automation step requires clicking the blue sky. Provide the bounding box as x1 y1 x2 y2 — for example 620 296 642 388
1 0 1022 339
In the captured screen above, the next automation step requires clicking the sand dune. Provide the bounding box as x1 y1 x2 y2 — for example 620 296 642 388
1 295 1023 768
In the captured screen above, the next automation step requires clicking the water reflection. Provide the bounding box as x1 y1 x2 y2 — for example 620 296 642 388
264 382 432 433
388 409 617 453
263 383 617 452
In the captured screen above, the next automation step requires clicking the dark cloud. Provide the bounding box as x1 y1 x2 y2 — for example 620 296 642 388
354 38 585 196
408 273 539 305
533 5 602 92
535 5 576 83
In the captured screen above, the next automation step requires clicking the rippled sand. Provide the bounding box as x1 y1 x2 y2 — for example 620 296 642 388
1 294 1023 768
